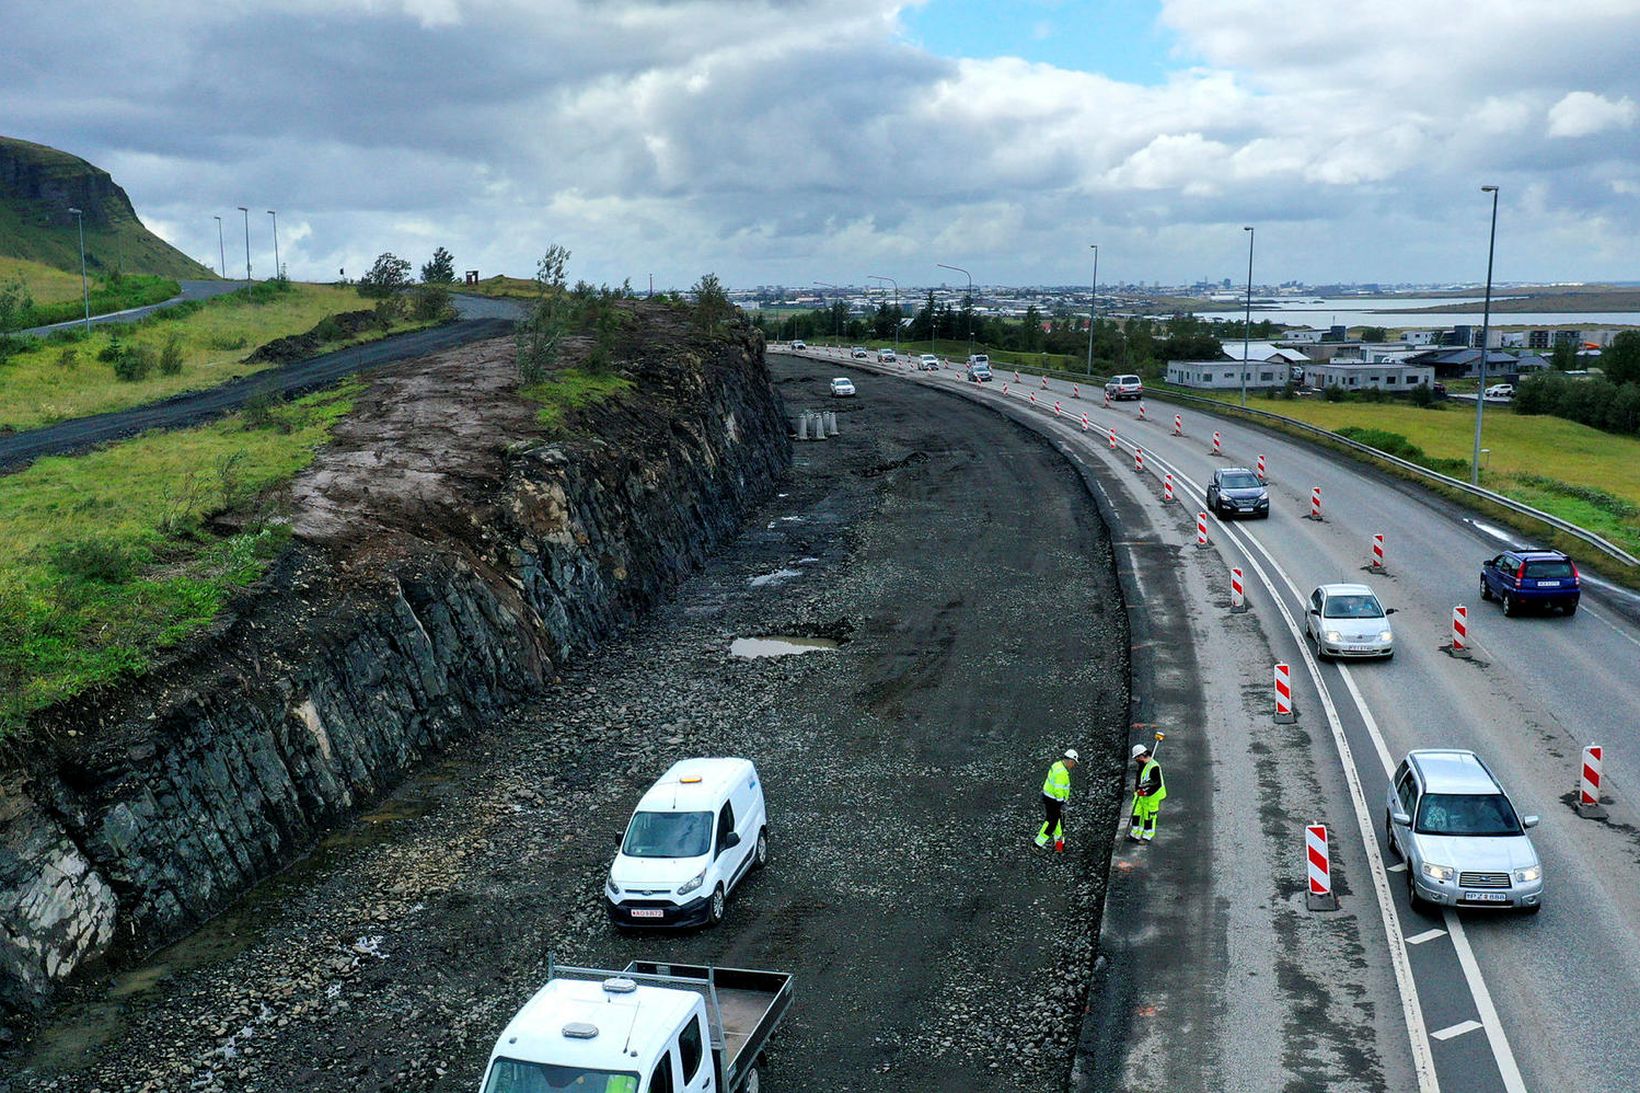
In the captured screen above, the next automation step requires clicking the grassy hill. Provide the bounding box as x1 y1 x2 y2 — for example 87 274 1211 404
0 135 214 280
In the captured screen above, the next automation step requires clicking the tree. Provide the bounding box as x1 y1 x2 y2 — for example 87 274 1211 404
1359 326 1389 342
1604 330 1640 386
0 278 34 332
691 273 734 333
516 245 572 383
1550 337 1578 372
357 252 412 299
421 246 456 284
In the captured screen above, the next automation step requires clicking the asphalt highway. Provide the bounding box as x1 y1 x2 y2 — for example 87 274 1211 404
795 347 1640 1092
11 279 244 338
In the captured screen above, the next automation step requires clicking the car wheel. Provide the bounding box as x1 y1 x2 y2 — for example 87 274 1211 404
1563 601 1578 617
1407 871 1426 913
1384 814 1400 858
753 828 769 870
1521 902 1542 916
1502 591 1517 617
1479 578 1492 602
709 884 726 926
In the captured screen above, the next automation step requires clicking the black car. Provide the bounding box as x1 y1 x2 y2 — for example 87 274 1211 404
1207 467 1269 519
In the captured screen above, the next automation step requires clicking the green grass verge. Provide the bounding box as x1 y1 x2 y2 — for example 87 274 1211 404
0 256 89 307
2 272 179 331
0 282 436 431
0 381 361 737
520 368 634 430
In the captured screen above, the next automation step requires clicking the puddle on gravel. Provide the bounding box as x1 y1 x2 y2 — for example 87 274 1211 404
730 635 840 658
749 567 804 587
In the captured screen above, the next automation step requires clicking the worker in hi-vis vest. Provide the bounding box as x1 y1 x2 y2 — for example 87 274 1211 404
1036 749 1079 851
1128 743 1167 842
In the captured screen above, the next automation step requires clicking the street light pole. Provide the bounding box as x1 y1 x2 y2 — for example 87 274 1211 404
213 215 226 278
1472 185 1500 487
1241 226 1255 408
869 275 899 352
237 206 251 288
67 207 89 333
815 281 840 346
267 210 280 281
936 263 973 357
1086 244 1099 375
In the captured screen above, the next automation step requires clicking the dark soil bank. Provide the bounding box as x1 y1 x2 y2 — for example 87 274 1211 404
0 305 789 1022
4 356 1129 1091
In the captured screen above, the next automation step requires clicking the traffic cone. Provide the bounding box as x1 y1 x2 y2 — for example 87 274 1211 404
1054 838 1065 852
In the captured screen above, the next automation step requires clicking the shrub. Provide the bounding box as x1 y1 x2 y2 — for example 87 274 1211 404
208 333 250 351
1321 384 1346 402
56 347 79 370
111 344 157 382
159 335 185 376
357 252 412 300
241 390 287 431
1408 382 1438 408
372 296 405 329
97 335 123 363
49 539 139 585
410 282 452 321
312 315 343 342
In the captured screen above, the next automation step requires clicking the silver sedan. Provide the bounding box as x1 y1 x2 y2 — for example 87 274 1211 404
1304 582 1395 659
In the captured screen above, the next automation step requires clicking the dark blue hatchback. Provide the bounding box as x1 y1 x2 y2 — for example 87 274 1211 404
1480 549 1581 616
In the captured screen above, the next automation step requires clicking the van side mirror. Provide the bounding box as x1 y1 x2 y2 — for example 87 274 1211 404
724 832 741 849
1386 608 1398 615
1391 811 1411 826
1522 815 1539 829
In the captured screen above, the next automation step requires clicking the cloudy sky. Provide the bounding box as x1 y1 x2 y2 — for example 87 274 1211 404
6 0 1637 289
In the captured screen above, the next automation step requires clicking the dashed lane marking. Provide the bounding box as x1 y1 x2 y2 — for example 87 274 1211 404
1405 928 1447 946
1431 1020 1485 1042
1387 862 1408 873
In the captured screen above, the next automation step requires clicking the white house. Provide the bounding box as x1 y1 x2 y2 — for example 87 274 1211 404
1166 360 1292 389
1399 330 1438 346
1304 361 1436 391
1225 341 1310 364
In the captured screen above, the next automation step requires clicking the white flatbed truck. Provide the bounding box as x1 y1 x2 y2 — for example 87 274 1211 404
478 959 793 1092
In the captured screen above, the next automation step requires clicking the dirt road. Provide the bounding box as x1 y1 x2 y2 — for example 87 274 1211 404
6 354 1128 1091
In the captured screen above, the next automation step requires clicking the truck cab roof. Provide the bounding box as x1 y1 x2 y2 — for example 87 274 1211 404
636 757 754 814
491 976 698 1073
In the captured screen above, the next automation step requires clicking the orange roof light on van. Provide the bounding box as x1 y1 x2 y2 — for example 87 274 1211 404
679 775 703 783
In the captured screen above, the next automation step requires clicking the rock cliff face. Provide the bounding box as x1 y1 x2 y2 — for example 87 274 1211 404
0 308 790 1020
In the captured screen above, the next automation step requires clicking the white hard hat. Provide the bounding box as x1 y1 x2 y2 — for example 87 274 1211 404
1064 749 1079 762
1131 744 1149 759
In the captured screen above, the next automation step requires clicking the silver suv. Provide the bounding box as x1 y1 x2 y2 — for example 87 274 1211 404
1386 750 1542 914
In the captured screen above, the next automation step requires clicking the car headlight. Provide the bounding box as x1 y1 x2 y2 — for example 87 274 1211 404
606 875 619 897
1421 862 1455 883
677 870 705 896
1379 630 1394 643
1513 865 1541 883
1325 630 1342 643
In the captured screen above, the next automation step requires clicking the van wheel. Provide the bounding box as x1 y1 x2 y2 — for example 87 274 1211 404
753 828 769 870
743 1064 761 1093
709 885 726 926
1502 592 1518 617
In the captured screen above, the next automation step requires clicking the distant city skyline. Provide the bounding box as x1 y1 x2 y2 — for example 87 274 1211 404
4 1 1636 289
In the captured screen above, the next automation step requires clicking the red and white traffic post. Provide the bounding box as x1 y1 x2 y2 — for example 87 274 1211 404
1449 604 1472 658
1211 431 1223 456
1029 390 1038 405
1256 453 1266 480
1173 413 1183 436
1014 370 1021 383
1306 824 1337 910
1368 533 1387 573
1134 446 1145 474
1054 400 1062 416
1163 473 1175 504
1230 567 1246 612
1080 412 1090 431
1577 744 1607 818
1274 662 1295 723
1108 426 1117 450
1072 383 1080 399
1138 401 1148 421
1002 382 1010 395
1041 374 1049 389
1104 388 1112 407
1307 486 1323 521
1195 510 1210 548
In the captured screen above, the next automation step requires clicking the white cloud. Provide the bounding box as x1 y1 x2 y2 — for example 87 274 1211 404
1546 91 1638 138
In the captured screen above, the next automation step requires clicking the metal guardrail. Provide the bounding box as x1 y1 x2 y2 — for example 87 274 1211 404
1129 385 1640 569
774 344 1639 569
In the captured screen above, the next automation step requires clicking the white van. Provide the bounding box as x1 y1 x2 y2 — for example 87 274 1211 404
607 758 768 929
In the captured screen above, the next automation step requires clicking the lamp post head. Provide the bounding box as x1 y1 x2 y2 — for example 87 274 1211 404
267 209 276 215
68 206 81 215
1481 185 1498 193
237 206 248 212
1243 225 1253 232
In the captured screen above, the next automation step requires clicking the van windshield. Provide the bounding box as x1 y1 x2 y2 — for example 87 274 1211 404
483 1058 639 1092
1322 594 1384 619
622 811 712 858
1415 793 1522 837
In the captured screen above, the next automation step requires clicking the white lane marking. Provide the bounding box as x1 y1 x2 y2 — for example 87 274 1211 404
1580 603 1640 653
1387 861 1408 873
1405 928 1447 946
1445 911 1527 1090
1432 1019 1485 1042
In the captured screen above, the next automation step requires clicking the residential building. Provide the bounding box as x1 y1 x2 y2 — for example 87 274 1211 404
1399 330 1438 346
1305 361 1435 391
1404 348 1550 379
1166 361 1291 389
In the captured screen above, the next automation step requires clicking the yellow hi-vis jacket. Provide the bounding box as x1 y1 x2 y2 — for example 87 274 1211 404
1135 758 1167 802
1042 760 1072 802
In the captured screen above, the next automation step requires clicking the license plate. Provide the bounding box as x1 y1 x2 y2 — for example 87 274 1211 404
1345 645 1372 652
1537 580 1561 587
1463 891 1508 902
629 908 665 919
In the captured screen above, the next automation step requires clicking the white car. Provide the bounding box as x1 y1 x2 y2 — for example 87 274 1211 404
918 354 941 371
1485 383 1515 399
877 347 897 362
830 377 856 397
606 758 768 928
1304 583 1395 659
850 346 868 359
790 339 807 350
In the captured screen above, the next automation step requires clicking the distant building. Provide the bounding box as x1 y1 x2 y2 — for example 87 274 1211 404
1224 341 1310 365
1166 361 1292 389
1279 328 1325 344
1399 330 1438 346
1305 361 1435 391
1404 348 1550 379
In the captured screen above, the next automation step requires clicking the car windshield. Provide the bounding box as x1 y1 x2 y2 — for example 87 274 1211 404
1322 594 1383 619
622 810 712 858
483 1058 640 1092
1415 793 1522 837
1222 472 1262 489
1525 559 1574 578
